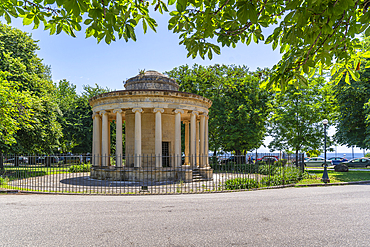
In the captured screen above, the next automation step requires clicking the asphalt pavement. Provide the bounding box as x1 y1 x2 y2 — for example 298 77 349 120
1 184 370 246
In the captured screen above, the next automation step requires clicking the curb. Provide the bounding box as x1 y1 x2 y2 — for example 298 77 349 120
294 180 370 187
2 181 370 195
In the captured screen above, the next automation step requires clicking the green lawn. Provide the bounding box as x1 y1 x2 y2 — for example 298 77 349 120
1 165 82 183
297 169 370 185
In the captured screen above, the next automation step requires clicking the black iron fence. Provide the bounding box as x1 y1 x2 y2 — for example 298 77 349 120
0 153 307 194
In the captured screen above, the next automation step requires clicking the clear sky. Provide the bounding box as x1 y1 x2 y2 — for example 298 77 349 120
2 13 366 154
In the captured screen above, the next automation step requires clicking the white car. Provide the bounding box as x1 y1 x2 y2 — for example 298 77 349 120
304 157 332 167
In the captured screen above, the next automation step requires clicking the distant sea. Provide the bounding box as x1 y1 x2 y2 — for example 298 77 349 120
319 153 367 159
215 152 368 159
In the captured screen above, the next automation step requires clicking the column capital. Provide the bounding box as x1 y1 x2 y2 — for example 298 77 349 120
99 110 108 116
132 108 143 113
173 109 184 114
153 108 164 113
113 109 123 114
191 111 199 116
183 120 190 124
92 112 100 119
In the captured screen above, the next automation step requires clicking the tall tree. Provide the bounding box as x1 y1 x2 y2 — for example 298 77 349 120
166 64 270 155
1 0 370 87
0 23 62 154
74 84 111 154
333 37 370 149
55 81 111 154
55 79 79 153
268 75 334 158
0 71 33 146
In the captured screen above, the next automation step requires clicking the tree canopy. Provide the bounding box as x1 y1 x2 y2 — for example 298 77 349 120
333 62 370 149
1 0 370 88
0 23 62 154
166 64 270 155
55 80 111 154
268 75 334 156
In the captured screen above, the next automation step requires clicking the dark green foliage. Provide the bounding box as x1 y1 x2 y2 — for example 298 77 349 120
0 176 8 185
166 64 270 155
260 167 312 187
68 164 91 173
55 82 111 154
333 41 370 149
224 166 312 190
211 159 289 175
268 76 334 156
225 178 259 190
2 0 370 89
0 23 62 154
211 162 257 173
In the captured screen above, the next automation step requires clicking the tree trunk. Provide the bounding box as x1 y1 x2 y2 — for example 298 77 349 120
0 154 4 174
235 150 245 164
295 149 299 167
14 155 19 167
46 156 51 167
30 156 36 165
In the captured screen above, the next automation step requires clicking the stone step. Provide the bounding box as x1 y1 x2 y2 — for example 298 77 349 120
192 169 208 181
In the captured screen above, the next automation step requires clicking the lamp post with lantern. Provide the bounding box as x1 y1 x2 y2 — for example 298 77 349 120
322 119 330 183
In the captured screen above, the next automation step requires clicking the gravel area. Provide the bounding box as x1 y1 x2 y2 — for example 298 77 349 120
8 172 263 194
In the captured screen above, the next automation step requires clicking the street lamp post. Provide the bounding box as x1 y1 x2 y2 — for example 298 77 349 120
322 119 330 183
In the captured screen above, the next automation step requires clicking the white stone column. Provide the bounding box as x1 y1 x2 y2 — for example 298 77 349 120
132 108 143 168
184 120 190 165
98 115 102 166
114 109 123 167
205 115 209 166
92 112 101 166
108 120 111 165
196 120 200 167
200 113 205 168
100 110 109 166
174 109 184 167
190 111 198 167
153 108 164 168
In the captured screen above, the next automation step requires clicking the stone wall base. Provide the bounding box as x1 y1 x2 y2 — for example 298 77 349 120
90 166 193 182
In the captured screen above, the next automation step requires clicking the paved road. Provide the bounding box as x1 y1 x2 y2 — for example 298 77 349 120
1 185 370 246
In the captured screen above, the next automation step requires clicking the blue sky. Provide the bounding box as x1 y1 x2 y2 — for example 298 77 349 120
7 13 281 92
3 14 366 154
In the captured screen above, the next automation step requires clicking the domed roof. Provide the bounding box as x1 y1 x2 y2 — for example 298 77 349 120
124 70 179 91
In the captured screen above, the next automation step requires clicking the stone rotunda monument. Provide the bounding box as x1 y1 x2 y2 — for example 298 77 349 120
89 70 213 182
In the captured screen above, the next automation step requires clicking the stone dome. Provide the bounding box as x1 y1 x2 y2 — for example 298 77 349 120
124 70 179 91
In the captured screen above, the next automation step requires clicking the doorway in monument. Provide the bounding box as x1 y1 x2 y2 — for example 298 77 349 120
162 142 170 167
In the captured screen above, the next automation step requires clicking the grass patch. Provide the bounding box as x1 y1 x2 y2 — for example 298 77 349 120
296 170 370 185
0 165 78 184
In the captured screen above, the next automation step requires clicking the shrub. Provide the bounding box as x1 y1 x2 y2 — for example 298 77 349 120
211 162 262 173
0 176 9 185
225 177 259 190
69 163 91 173
276 159 288 166
260 167 313 187
224 166 315 189
258 164 279 175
